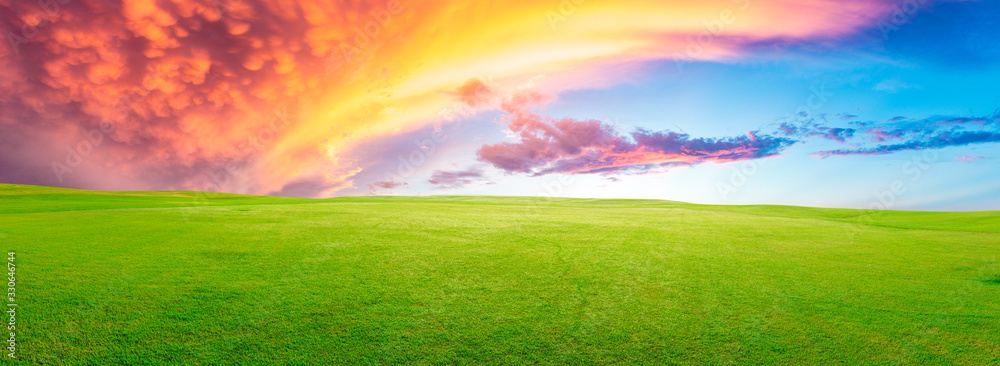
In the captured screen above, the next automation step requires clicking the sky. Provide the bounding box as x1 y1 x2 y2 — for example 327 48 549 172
1 0 998 210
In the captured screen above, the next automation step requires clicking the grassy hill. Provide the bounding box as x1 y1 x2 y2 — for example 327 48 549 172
1 184 998 364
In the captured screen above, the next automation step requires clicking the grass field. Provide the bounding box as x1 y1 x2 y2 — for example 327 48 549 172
1 183 998 365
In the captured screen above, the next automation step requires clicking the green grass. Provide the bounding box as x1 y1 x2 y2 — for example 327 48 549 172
1 183 998 365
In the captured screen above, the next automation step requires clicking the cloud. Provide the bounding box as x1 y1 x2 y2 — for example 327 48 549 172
778 123 798 135
266 174 359 198
511 105 1000 167
809 127 856 144
814 131 1000 157
873 79 919 93
446 78 494 107
0 0 364 194
934 116 998 127
864 127 906 143
778 120 856 144
955 155 984 162
477 92 797 176
368 180 408 192
428 168 491 189
776 110 1000 153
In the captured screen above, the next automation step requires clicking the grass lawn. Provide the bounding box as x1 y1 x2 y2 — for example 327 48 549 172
1 183 998 365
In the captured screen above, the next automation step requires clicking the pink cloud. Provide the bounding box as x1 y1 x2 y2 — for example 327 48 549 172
428 168 491 188
477 91 796 176
955 155 984 162
446 78 495 107
865 127 906 143
368 180 408 191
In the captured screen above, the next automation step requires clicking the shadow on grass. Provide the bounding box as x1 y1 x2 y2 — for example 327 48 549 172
978 274 1000 285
